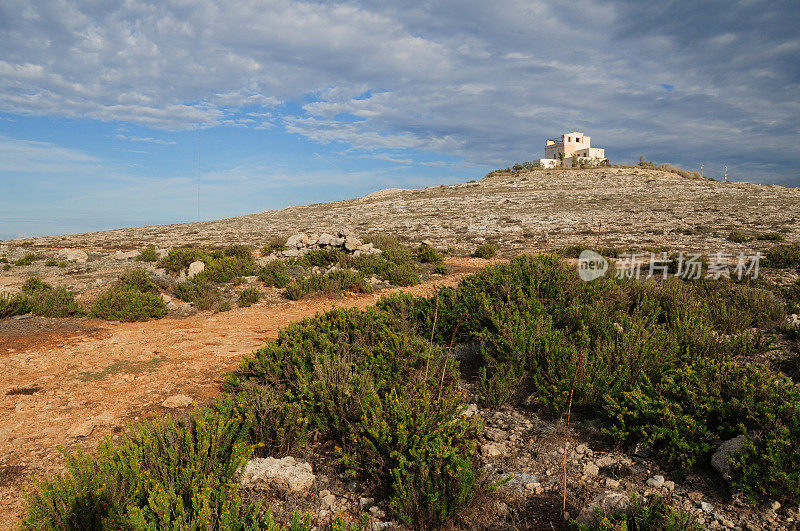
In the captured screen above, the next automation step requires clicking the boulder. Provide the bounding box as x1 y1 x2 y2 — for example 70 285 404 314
317 233 335 246
162 394 193 408
239 456 315 494
187 260 205 279
330 237 346 247
59 249 89 263
576 492 630 525
344 237 363 252
114 250 139 260
711 434 746 481
646 475 665 488
286 233 308 249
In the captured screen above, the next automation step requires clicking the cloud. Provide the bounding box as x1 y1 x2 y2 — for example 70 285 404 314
0 0 797 181
116 134 177 145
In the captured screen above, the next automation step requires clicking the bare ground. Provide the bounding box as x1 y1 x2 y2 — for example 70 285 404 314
0 259 485 526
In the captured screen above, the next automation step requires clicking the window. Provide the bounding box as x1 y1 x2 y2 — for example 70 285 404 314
567 137 571 142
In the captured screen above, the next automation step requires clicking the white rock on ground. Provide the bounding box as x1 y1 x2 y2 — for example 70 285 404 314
577 493 630 525
239 456 315 494
162 394 193 408
59 249 88 263
187 260 205 279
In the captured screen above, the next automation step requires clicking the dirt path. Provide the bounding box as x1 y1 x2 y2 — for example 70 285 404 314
0 259 487 526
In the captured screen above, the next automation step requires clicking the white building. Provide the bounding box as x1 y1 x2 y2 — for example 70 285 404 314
539 132 607 168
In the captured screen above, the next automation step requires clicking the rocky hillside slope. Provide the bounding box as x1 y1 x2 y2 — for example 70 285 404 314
9 167 800 254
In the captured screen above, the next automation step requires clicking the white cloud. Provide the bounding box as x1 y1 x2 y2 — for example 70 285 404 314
116 134 177 145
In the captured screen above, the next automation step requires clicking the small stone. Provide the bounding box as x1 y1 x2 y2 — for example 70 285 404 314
711 435 746 481
319 489 330 498
770 501 781 512
321 494 335 509
688 491 704 502
286 233 308 249
462 403 478 417
605 478 620 489
575 443 589 454
162 394 193 408
583 462 600 477
595 455 615 468
369 506 386 518
481 443 505 458
359 497 374 509
646 475 665 488
663 480 675 491
632 442 653 458
700 501 714 513
67 420 95 438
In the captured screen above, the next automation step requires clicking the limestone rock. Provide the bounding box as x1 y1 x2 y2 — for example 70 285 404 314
344 237 363 251
162 394 193 408
239 456 315 494
583 462 600 476
67 419 95 438
59 249 88 263
114 250 139 260
711 434 746 481
187 260 205 279
317 233 335 246
577 493 630 525
646 475 665 488
286 233 308 249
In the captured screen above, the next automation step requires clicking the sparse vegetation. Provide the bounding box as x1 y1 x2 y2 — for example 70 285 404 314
574 493 701 530
472 243 497 259
283 269 372 300
414 245 444 263
0 292 30 318
89 269 167 321
258 261 292 288
237 287 261 307
765 242 800 268
20 277 84 317
14 253 40 266
135 245 158 262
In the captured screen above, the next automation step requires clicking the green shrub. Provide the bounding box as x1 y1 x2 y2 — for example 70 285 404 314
765 243 800 268
261 238 287 255
258 261 292 288
2 264 10 271
238 287 261 307
472 244 497 259
433 264 449 275
290 248 344 269
283 270 372 300
0 292 30 318
135 245 158 262
175 280 223 311
574 493 701 530
227 306 483 528
728 230 750 243
21 403 298 530
89 270 166 321
44 258 68 267
414 245 444 263
217 301 232 312
157 248 202 272
21 277 85 317
222 244 253 260
754 231 785 241
14 253 39 266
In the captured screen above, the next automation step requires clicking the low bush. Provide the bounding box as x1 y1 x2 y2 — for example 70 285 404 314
221 244 253 260
574 493 701 530
728 230 749 243
433 264 449 275
157 248 201 273
14 253 39 266
135 245 158 262
258 261 292 288
195 254 259 284
261 238 287 255
472 244 497 259
21 277 85 317
227 306 484 528
238 287 261 307
44 258 68 267
21 403 300 530
175 280 223 311
89 270 166 321
414 245 444 263
0 292 30 318
283 270 372 300
765 243 800 268
754 231 785 241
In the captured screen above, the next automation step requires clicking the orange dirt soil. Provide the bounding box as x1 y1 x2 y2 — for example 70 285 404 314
0 258 488 526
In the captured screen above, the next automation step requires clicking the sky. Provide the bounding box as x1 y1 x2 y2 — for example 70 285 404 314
1 0 798 240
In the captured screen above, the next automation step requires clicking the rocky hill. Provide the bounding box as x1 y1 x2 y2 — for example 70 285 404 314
9 167 800 254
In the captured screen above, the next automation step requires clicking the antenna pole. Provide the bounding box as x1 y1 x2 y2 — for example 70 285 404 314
197 128 200 222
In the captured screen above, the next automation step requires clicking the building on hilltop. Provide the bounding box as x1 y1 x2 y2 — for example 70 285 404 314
539 132 607 168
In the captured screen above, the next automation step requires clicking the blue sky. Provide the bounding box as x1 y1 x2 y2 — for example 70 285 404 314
1 0 798 240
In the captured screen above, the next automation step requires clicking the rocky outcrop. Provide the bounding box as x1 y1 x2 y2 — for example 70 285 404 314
711 434 747 481
239 456 315 494
280 230 382 258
